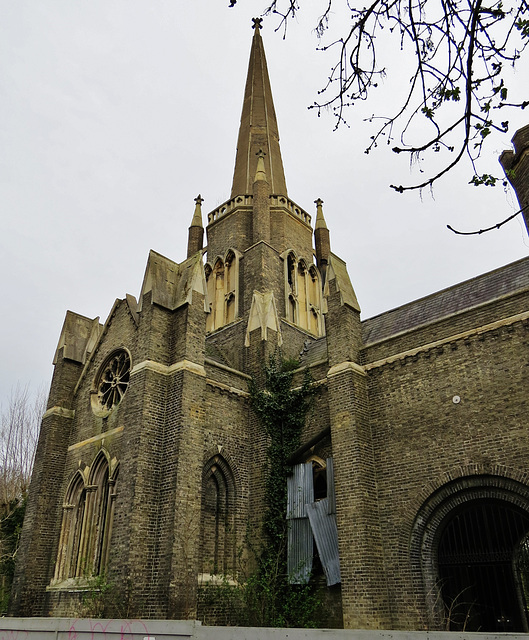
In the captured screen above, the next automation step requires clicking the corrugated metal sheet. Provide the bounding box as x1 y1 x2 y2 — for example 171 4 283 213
326 457 336 514
287 462 313 519
287 462 314 584
287 517 313 584
286 460 341 585
306 498 341 586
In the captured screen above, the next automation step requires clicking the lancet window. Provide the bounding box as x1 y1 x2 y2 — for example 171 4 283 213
199 455 236 576
52 451 118 583
283 252 324 336
205 249 240 332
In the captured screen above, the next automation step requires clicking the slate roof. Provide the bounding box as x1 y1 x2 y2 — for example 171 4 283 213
299 337 328 366
362 256 529 346
205 342 233 369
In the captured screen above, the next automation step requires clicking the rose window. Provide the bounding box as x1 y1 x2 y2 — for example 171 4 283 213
93 350 131 416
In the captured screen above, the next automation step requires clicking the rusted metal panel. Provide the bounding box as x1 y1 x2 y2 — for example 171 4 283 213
306 498 341 586
287 462 313 519
287 517 313 584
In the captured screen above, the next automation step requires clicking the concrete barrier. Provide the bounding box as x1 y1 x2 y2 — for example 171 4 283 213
0 619 528 640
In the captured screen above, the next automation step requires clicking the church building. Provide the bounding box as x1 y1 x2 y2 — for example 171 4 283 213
10 19 529 631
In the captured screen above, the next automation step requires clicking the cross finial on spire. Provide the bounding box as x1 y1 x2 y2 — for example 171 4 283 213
314 197 330 279
187 194 204 257
314 198 328 230
190 194 204 228
252 17 263 30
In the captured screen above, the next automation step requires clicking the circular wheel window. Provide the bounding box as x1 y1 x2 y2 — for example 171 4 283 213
92 350 131 416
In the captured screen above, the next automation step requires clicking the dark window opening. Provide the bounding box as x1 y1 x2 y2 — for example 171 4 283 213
287 254 295 288
313 463 327 501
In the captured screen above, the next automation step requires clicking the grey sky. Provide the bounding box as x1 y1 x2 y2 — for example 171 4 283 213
1 2 527 407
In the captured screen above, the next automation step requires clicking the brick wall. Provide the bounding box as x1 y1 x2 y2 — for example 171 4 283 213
366 309 529 628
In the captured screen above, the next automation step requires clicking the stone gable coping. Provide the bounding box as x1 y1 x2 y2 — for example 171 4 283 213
67 426 124 452
72 298 136 396
42 407 75 420
206 379 249 398
364 308 529 371
291 358 329 375
325 254 360 312
327 360 367 378
130 358 206 378
204 358 252 380
139 249 207 312
53 311 102 366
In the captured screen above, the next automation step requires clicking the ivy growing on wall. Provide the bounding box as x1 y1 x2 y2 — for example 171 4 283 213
246 355 320 627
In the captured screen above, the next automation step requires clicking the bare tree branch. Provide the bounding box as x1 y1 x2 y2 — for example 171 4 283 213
447 202 528 234
0 383 46 611
231 0 529 192
0 384 46 506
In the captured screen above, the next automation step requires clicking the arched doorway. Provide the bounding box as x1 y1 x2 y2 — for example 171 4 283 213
437 499 529 631
410 475 529 632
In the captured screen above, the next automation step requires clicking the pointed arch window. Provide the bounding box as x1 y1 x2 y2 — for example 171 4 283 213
205 249 240 332
53 471 86 581
199 455 236 576
52 451 118 584
89 453 118 576
283 252 324 336
224 250 237 325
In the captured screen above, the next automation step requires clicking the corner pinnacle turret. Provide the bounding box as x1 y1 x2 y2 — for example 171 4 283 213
230 19 287 198
187 194 204 257
314 198 330 285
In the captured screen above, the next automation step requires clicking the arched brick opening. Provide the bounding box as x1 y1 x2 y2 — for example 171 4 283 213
410 475 529 631
199 454 237 576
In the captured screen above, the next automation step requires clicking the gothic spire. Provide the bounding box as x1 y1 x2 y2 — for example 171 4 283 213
230 18 287 198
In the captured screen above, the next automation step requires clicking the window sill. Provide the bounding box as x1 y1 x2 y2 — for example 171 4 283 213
47 577 100 592
197 573 238 587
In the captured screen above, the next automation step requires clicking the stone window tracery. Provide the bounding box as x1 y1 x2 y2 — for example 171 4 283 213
205 249 240 332
283 252 324 336
52 451 118 585
91 349 131 417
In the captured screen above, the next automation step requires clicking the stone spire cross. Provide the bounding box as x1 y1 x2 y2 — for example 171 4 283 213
230 19 288 197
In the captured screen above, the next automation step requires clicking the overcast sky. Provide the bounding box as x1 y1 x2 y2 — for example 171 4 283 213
1 1 528 408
